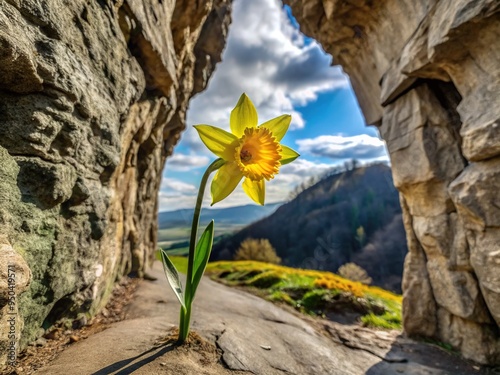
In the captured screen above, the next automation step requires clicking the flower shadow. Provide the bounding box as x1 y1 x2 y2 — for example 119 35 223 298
91 342 176 375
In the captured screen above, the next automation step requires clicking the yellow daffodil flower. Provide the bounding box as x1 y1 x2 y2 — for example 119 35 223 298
194 93 300 206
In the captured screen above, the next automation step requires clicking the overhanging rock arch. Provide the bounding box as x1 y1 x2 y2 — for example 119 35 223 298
285 0 500 364
1 0 499 368
0 0 231 367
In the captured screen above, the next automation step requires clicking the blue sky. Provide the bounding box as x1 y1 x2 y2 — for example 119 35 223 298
159 0 388 211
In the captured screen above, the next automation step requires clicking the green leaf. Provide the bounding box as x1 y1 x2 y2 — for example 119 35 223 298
160 249 185 309
191 221 215 300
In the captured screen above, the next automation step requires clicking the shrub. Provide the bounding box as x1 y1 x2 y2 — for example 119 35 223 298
234 238 281 264
338 262 372 285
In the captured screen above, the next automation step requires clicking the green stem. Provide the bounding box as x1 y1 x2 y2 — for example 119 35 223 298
178 158 224 343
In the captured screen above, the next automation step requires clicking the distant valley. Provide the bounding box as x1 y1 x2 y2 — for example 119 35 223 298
157 202 281 247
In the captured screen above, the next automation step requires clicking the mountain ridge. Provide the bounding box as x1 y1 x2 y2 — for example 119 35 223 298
158 202 282 228
211 163 408 292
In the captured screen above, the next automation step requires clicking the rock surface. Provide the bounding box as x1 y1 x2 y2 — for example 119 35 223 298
0 0 231 367
2 0 499 369
285 0 500 364
36 263 488 375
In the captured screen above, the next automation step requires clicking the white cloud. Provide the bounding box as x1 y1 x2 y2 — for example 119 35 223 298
166 153 210 171
158 0 372 212
158 191 198 212
296 134 388 160
279 158 336 177
207 158 338 208
158 178 200 211
160 158 337 211
184 0 348 146
160 178 197 193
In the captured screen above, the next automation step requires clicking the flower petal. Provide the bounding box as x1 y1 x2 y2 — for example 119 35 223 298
242 178 265 205
280 145 300 165
259 114 291 142
230 93 258 137
194 125 238 160
211 162 243 205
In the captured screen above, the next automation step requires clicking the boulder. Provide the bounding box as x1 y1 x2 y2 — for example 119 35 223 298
0 0 231 367
286 0 500 364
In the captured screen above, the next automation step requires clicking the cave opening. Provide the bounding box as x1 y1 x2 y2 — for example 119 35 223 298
158 0 405 294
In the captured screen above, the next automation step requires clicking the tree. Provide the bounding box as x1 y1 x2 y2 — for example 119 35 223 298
234 238 281 264
338 262 372 285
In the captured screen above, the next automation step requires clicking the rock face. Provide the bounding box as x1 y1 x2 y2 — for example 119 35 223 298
286 0 500 364
0 0 230 367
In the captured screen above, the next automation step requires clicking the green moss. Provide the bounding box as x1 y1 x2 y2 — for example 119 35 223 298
361 312 402 329
228 270 259 282
267 290 296 306
421 338 457 354
246 272 282 288
299 289 330 311
277 274 315 289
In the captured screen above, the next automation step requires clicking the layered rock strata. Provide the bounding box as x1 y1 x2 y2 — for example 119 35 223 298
0 0 231 366
286 0 500 365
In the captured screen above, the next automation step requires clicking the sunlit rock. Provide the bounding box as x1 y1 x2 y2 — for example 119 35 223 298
286 0 500 364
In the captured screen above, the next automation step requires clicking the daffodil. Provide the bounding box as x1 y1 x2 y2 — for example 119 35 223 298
162 93 300 343
194 93 300 205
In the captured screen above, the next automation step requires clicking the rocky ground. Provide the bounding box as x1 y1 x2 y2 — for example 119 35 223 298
6 262 498 375
5 277 140 374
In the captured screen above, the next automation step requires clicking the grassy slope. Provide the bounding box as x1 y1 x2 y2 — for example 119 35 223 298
158 255 402 329
210 164 407 295
206 261 402 329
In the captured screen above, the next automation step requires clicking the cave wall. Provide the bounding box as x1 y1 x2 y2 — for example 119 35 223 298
0 0 231 366
286 0 500 365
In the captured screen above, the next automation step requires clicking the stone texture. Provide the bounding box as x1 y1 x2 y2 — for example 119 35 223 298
0 0 231 368
436 307 500 365
468 229 500 328
0 236 31 365
426 257 490 323
449 159 500 327
286 0 500 364
400 196 437 338
449 159 500 230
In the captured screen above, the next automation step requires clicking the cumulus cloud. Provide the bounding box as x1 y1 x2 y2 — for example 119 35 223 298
279 158 335 179
183 0 348 149
158 191 199 212
296 134 387 160
208 158 336 209
166 153 210 171
158 0 371 211
160 178 197 193
160 157 337 211
158 178 200 211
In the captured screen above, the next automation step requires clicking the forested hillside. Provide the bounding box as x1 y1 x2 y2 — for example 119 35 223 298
211 164 408 292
